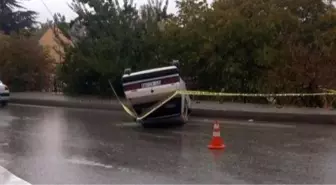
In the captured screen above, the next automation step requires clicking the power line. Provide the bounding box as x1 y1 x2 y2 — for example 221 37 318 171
40 0 54 19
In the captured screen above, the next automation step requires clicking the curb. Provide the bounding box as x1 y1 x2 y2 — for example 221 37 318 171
9 98 122 111
9 97 336 124
191 108 336 125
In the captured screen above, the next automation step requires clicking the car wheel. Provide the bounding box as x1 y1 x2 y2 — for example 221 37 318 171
141 122 152 128
138 120 149 128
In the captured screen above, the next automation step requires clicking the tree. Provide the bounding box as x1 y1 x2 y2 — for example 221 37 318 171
58 0 172 96
0 34 55 91
56 0 336 107
163 0 280 93
264 3 336 106
53 13 71 39
0 0 37 34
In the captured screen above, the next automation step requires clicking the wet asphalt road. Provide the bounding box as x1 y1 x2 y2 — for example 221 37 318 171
1 104 336 184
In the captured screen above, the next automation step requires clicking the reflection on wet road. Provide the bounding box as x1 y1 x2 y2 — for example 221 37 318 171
1 104 336 184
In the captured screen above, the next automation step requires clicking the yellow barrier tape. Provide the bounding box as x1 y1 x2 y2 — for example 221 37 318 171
109 80 336 122
121 104 138 119
136 90 336 121
137 92 178 121
108 80 178 121
321 88 336 94
177 90 336 97
108 80 138 119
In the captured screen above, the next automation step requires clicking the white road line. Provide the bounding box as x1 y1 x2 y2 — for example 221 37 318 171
170 130 210 137
0 115 18 123
0 165 31 185
0 143 8 147
66 157 138 173
115 122 138 127
139 132 176 139
67 157 113 169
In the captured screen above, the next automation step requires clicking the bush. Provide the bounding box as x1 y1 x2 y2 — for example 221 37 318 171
0 34 55 92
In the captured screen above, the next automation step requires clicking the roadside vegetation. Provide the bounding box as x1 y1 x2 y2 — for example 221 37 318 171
0 0 54 92
1 0 336 107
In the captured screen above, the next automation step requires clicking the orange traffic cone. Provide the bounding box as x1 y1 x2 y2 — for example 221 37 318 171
208 121 225 150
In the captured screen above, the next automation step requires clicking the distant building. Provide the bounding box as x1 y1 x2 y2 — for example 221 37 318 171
36 26 73 92
37 26 73 65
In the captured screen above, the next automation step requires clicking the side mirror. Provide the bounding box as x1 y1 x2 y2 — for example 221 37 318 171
124 68 131 75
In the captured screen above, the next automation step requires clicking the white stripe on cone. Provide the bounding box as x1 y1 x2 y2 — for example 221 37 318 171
213 131 221 137
0 166 31 185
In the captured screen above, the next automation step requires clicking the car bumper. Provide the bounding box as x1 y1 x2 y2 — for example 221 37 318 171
0 92 10 101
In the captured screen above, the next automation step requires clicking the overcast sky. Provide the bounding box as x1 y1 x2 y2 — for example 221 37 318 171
22 0 183 23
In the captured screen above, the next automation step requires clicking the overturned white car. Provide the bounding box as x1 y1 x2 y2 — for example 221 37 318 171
122 61 191 126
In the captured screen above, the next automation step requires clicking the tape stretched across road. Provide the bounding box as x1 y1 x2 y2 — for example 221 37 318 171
137 92 178 121
0 166 31 185
322 88 336 94
108 81 336 121
108 80 138 119
177 90 336 97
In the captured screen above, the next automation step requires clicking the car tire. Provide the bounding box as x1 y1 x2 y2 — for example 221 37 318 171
141 122 152 128
137 119 149 128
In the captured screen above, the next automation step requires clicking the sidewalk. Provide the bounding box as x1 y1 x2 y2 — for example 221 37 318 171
8 92 336 124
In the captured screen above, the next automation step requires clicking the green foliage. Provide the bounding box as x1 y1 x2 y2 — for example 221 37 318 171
0 0 37 34
53 13 72 40
0 34 54 92
58 0 172 96
57 0 336 106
